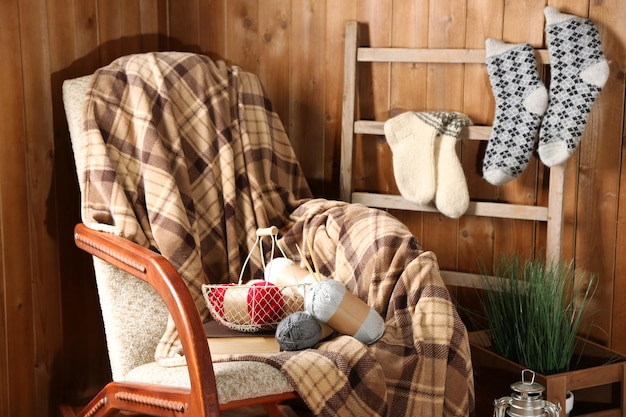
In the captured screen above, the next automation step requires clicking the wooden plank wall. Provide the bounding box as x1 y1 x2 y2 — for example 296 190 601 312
0 0 624 416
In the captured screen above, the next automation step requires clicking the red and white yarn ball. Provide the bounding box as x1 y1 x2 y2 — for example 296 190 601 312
207 280 285 326
206 283 234 320
247 281 285 324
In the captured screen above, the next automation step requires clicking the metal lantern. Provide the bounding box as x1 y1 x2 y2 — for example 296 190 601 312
494 369 561 417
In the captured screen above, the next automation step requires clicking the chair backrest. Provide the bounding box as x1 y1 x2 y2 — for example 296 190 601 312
63 76 169 380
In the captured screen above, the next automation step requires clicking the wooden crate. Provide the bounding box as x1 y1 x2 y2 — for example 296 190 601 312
470 331 626 417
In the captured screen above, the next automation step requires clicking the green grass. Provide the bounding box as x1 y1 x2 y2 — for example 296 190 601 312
479 255 596 375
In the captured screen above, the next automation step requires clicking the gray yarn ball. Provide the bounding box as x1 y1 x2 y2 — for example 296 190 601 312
275 311 323 351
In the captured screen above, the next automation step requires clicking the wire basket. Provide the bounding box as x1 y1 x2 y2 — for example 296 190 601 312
202 227 309 332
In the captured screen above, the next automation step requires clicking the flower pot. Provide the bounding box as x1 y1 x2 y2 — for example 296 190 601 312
470 331 626 417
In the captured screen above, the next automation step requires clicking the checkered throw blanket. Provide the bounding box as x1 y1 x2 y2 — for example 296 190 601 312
272 199 474 416
81 52 474 417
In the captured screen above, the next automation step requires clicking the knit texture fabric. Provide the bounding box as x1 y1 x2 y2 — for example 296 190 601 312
434 114 473 218
384 111 456 205
482 39 548 185
538 7 609 166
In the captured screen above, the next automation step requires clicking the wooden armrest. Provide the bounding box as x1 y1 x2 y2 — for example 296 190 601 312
73 223 220 408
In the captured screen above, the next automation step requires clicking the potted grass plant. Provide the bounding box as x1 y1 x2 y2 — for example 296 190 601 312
469 254 626 417
478 254 595 375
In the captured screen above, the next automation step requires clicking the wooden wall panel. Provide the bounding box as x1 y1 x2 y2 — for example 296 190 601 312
18 0 61 413
458 0 503 276
387 0 429 238
1 1 36 415
609 0 626 352
581 0 625 343
48 0 110 403
200 0 226 57
492 1 545 261
0 1 625 415
169 0 201 52
289 0 327 191
350 0 393 202
258 0 291 127
323 0 357 195
421 0 467 271
225 0 259 71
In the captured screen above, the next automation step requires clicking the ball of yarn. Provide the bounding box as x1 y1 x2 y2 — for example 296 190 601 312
275 312 323 351
206 281 285 327
265 257 318 291
206 283 234 320
247 281 285 324
305 279 385 345
264 257 299 285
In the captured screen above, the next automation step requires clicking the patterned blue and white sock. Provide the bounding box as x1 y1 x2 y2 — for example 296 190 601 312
482 39 548 186
538 7 609 167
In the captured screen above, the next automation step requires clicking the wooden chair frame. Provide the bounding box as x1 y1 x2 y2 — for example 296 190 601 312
60 224 300 417
340 20 566 289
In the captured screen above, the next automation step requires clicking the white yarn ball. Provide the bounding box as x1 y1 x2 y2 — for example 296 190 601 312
305 279 346 321
265 257 319 296
264 257 296 284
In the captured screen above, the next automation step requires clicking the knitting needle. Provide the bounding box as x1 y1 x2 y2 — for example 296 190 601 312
295 243 317 280
306 237 322 282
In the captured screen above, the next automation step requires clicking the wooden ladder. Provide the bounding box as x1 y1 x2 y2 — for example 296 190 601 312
340 20 565 289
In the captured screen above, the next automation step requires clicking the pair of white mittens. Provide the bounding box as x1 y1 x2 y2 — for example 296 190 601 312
384 111 472 219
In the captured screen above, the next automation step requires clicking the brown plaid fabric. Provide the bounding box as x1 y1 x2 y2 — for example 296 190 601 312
81 52 474 417
82 52 312 358
276 199 474 417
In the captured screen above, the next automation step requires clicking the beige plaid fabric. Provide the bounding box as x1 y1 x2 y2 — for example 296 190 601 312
276 199 474 416
82 52 311 360
81 52 473 417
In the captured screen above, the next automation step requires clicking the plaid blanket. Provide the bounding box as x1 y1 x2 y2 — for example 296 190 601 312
81 52 311 357
81 52 474 417
275 199 474 416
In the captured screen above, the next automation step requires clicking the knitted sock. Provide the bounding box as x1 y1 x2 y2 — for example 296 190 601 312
482 39 548 186
538 7 609 167
384 111 455 205
435 114 472 218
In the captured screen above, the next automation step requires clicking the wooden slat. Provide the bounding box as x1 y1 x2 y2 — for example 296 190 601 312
354 120 492 140
339 21 359 202
440 271 486 289
358 47 549 65
546 163 566 264
323 0 357 197
352 192 549 221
